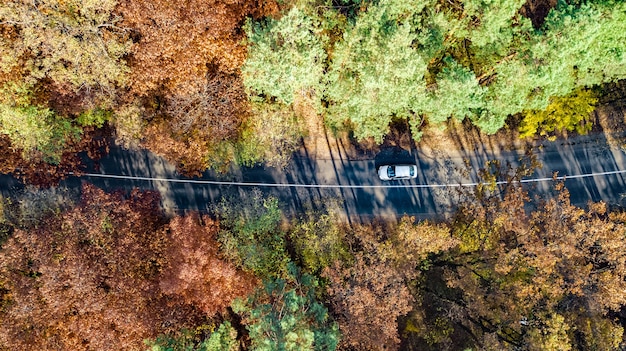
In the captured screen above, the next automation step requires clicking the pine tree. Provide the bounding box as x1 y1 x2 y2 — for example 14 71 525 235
232 263 340 351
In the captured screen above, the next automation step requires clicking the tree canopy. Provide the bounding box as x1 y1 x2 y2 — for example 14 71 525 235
243 0 626 141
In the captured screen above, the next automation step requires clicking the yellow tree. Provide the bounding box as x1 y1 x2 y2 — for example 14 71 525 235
0 0 130 103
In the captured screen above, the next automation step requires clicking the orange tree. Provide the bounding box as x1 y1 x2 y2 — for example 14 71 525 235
0 185 255 350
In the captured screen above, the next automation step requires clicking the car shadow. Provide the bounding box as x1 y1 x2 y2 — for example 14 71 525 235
374 146 416 170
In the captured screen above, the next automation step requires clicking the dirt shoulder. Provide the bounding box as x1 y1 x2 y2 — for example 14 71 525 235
301 96 626 162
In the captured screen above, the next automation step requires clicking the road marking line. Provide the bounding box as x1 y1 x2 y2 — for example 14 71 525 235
72 169 626 189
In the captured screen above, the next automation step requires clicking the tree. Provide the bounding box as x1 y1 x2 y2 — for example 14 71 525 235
114 0 277 173
0 185 208 350
322 225 414 351
524 313 572 351
519 88 597 139
289 206 351 275
421 58 486 125
0 0 130 105
480 0 626 134
215 191 291 279
146 322 239 351
0 80 88 165
244 0 626 141
536 1 626 89
415 177 626 350
159 213 258 316
117 0 272 98
387 216 459 279
0 0 127 173
232 263 340 351
242 7 327 107
236 101 305 168
324 0 432 142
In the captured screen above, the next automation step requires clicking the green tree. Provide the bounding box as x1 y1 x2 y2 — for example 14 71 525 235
289 205 351 275
215 191 290 279
146 322 239 351
481 0 626 135
324 0 433 142
0 83 82 163
537 1 626 89
243 7 327 107
244 0 626 141
232 263 340 351
422 57 486 125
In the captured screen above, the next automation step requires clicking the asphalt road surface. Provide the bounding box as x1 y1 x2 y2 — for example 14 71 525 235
2 133 626 223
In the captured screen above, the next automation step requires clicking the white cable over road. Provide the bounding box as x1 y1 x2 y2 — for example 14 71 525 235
74 168 626 189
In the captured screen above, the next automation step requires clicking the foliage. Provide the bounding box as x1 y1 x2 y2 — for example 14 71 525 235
520 90 598 138
0 64 113 182
242 7 327 106
139 68 250 175
289 207 350 275
216 191 290 279
324 0 432 142
159 213 258 316
422 58 486 125
0 82 82 163
145 322 239 351
0 103 60 161
0 184 208 350
0 127 107 186
0 0 130 103
115 0 276 173
77 108 113 128
118 0 272 97
232 263 340 351
322 225 412 351
524 314 572 351
142 121 214 176
236 101 305 168
537 0 626 89
112 101 144 148
203 322 239 351
242 0 626 142
387 216 459 277
412 179 626 350
519 87 597 140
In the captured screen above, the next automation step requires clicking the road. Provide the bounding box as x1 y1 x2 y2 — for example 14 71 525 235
2 133 626 222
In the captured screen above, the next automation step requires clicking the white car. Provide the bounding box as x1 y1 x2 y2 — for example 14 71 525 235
377 164 417 181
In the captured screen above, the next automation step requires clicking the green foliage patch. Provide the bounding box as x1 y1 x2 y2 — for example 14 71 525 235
145 322 238 351
243 0 626 142
232 263 340 351
215 190 291 279
290 208 351 275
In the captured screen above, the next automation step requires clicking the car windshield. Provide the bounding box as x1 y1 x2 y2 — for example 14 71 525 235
387 166 396 178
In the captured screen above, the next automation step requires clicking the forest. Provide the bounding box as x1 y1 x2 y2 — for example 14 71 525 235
0 0 626 350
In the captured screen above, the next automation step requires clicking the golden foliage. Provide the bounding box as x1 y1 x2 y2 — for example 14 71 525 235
520 88 598 139
0 0 131 103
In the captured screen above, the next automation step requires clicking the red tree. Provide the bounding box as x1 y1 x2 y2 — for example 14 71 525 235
0 185 206 350
159 213 258 315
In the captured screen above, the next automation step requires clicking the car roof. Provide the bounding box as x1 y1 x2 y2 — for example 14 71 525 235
392 165 414 178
